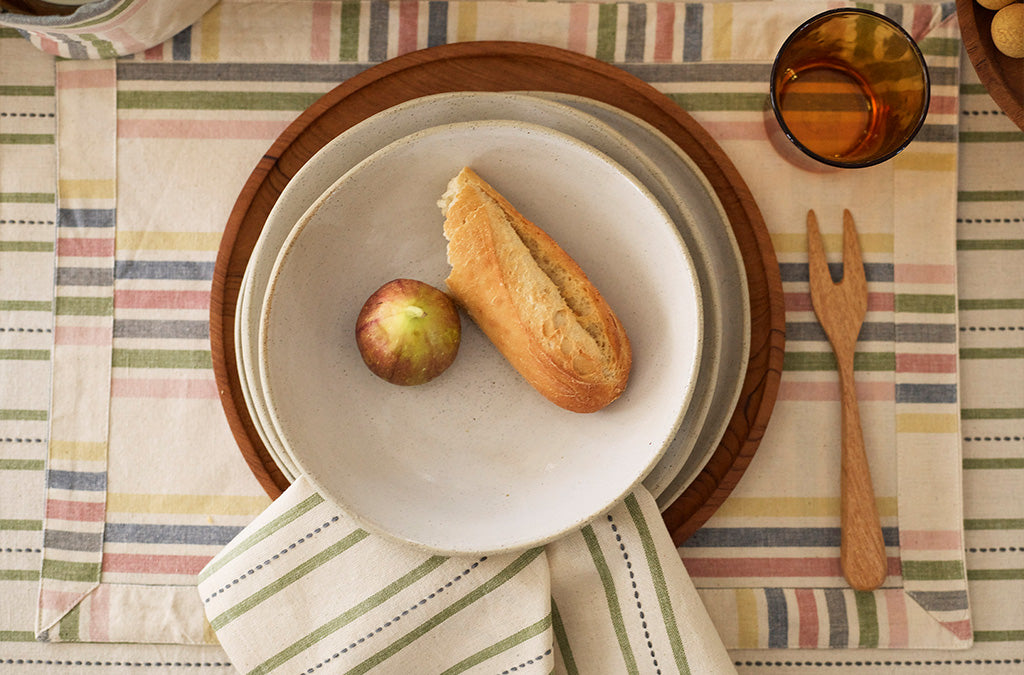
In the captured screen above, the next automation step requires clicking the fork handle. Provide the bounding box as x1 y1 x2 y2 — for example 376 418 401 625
837 355 888 591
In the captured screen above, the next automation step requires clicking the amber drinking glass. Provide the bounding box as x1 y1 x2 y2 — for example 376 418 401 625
769 9 930 169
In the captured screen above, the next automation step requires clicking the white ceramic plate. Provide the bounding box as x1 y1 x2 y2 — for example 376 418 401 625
237 92 721 500
259 120 702 554
529 93 751 508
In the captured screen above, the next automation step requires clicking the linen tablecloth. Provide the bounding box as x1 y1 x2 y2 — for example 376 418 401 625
1 1 1021 673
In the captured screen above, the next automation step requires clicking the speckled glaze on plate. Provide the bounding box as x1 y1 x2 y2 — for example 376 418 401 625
258 120 702 554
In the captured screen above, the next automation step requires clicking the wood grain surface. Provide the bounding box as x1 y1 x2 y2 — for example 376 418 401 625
957 0 1024 131
209 41 786 545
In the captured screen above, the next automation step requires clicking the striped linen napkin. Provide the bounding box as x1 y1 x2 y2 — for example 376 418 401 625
197 476 736 674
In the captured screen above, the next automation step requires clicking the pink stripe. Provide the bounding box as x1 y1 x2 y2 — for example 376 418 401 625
795 588 818 648
46 499 105 522
111 377 219 399
778 380 894 402
886 588 909 648
894 264 956 284
567 4 589 53
786 292 894 313
144 43 164 60
118 118 290 140
39 588 86 611
398 1 419 55
899 530 963 550
911 5 935 42
701 120 768 141
311 1 332 61
102 553 212 576
37 35 63 58
87 583 110 642
114 289 209 310
103 26 148 56
682 556 901 578
928 95 958 116
55 326 113 346
57 237 115 258
896 353 957 374
57 67 116 90
653 4 675 62
941 618 973 640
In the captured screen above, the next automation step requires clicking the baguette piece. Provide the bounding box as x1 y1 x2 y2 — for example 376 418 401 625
438 167 631 413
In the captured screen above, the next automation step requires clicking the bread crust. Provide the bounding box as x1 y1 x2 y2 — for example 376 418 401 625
440 167 631 413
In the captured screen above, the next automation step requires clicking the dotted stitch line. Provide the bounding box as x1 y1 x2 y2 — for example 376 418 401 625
204 515 340 603
0 437 46 443
609 513 661 674
963 436 1023 442
960 326 1024 331
0 113 54 118
2 548 42 553
2 660 232 668
736 658 1024 667
303 557 486 673
957 217 1023 223
961 109 1007 116
0 327 52 333
498 648 552 674
968 546 1021 552
0 220 54 225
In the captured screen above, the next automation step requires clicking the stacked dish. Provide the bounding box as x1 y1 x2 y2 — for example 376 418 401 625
234 92 750 554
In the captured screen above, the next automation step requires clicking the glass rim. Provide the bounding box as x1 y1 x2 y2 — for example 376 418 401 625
768 7 932 169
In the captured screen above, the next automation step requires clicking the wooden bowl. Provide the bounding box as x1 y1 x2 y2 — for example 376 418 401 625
957 0 1024 130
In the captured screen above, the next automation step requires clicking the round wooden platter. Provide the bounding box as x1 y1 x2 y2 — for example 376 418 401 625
957 0 1024 131
210 41 786 545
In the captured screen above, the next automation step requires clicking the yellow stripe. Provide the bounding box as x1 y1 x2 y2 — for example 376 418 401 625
49 440 106 462
59 179 115 200
200 2 221 61
115 230 222 251
713 497 898 518
106 492 271 515
456 1 477 42
896 413 960 433
735 588 760 648
711 4 733 60
894 152 957 172
770 232 894 255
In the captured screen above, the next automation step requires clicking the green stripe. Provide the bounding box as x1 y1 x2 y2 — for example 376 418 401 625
249 555 449 675
896 293 956 313
0 459 45 471
960 84 990 96
964 458 1024 470
974 630 1024 642
343 549 544 675
0 349 49 361
339 0 360 60
960 348 1024 360
0 569 39 581
917 36 960 57
59 602 81 642
965 518 1024 530
783 351 895 372
961 407 1024 419
80 33 117 59
198 492 324 582
55 296 113 317
57 0 136 28
550 599 579 675
595 3 617 61
0 241 53 252
0 300 52 312
0 85 54 96
0 631 37 642
854 591 879 648
960 298 1024 310
958 190 1024 202
668 92 767 112
958 239 1024 250
0 134 54 145
0 27 24 39
967 568 1024 581
581 525 639 674
0 519 42 530
210 529 371 630
959 131 1024 143
112 349 211 369
0 409 47 421
900 560 965 581
438 614 552 675
41 558 101 583
0 192 53 204
625 493 689 673
117 90 320 111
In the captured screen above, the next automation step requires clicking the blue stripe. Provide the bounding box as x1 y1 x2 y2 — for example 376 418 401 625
104 522 244 546
56 267 114 287
368 0 389 61
682 5 702 62
765 588 788 647
682 527 900 548
824 589 848 648
47 469 107 492
778 262 894 283
787 321 893 342
427 1 447 48
625 3 646 62
58 209 115 228
896 383 958 404
114 260 214 280
172 25 192 61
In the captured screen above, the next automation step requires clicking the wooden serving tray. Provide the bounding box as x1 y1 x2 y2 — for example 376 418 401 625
957 0 1024 131
210 41 786 545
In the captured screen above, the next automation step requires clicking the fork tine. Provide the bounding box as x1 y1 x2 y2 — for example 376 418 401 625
841 209 866 293
806 210 832 295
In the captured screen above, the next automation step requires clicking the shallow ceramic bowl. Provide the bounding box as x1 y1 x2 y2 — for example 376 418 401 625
259 120 702 554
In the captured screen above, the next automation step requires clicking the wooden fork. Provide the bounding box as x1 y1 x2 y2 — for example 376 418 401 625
807 209 887 592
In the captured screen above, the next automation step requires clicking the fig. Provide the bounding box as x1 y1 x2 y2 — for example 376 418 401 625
355 278 461 385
